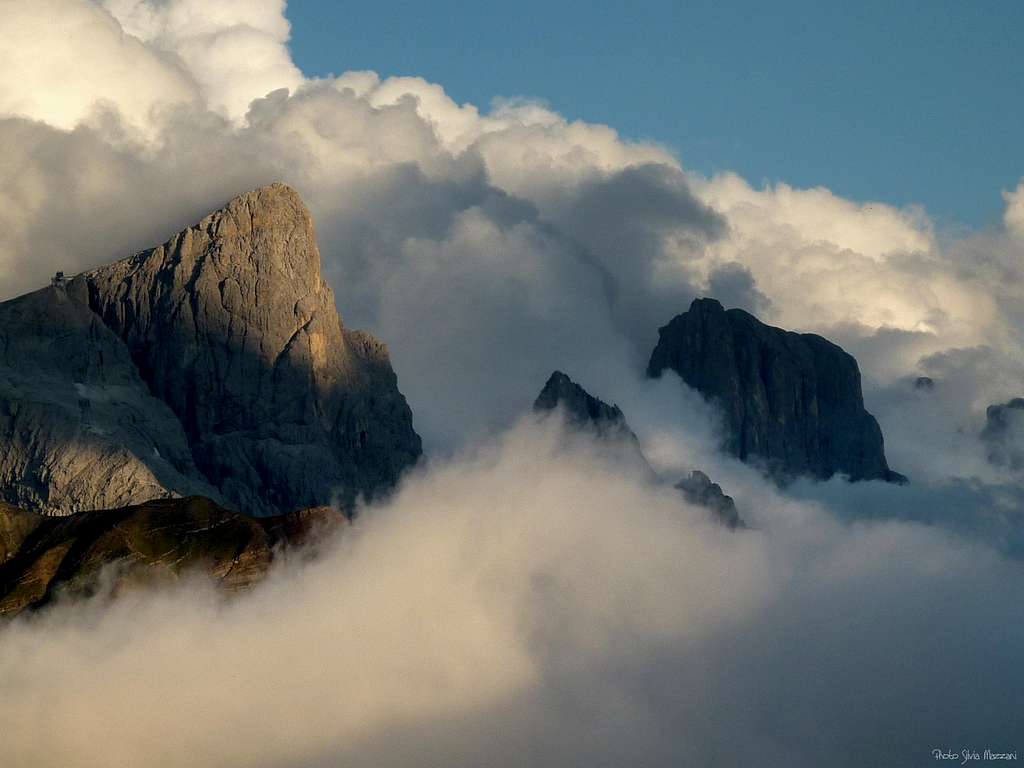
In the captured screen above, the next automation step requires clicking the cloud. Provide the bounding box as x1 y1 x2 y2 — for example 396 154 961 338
689 172 991 342
0 0 199 134
2 418 1022 767
101 0 302 122
706 261 771 316
1004 180 1024 240
3 2 1024 763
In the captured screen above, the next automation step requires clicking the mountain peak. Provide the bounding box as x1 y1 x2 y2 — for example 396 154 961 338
172 181 322 289
213 182 308 219
212 182 313 236
534 370 630 434
0 185 423 516
237 181 302 200
648 299 904 484
689 296 725 313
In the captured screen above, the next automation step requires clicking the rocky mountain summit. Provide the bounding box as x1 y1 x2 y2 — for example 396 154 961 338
533 370 743 528
981 398 1024 471
675 470 743 530
0 497 343 617
534 371 638 442
648 298 905 484
0 183 421 516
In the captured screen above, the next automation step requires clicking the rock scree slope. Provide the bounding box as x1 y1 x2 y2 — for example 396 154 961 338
0 496 344 617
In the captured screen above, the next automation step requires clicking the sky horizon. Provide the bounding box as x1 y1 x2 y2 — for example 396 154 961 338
287 0 1024 231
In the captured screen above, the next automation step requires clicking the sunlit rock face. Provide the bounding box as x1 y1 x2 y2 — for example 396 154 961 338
648 298 905 484
0 496 345 617
73 183 421 514
0 184 421 516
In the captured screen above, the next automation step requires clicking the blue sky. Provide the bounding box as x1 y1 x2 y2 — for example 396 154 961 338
286 0 1022 230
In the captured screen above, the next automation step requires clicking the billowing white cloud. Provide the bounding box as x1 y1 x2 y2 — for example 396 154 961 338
2 419 1022 768
690 172 995 344
0 0 199 133
101 0 302 121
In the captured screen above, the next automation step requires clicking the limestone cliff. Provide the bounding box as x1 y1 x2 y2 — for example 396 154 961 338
69 183 421 515
981 397 1024 471
0 183 420 516
648 298 904 484
0 285 219 513
533 371 639 443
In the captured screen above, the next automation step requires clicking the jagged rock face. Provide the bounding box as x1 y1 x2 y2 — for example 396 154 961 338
0 286 220 514
648 298 904 484
533 370 744 528
66 183 421 515
534 371 634 439
533 370 651 477
675 471 743 530
914 376 936 392
0 496 345 617
981 398 1024 471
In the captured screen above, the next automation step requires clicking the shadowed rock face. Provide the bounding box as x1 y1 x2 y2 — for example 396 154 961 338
534 371 635 440
0 496 344 617
533 370 743 528
981 398 1024 471
5 182 424 516
648 298 905 484
914 376 936 392
0 285 220 513
533 370 652 478
675 471 743 530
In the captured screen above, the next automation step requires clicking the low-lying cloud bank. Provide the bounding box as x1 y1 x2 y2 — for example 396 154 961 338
2 418 1022 768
